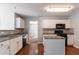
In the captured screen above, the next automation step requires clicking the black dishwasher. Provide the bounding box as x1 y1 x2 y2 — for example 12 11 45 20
22 34 27 47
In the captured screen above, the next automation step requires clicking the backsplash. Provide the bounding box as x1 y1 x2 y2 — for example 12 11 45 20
0 30 22 35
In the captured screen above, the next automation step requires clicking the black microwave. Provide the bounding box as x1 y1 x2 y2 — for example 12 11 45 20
56 24 65 29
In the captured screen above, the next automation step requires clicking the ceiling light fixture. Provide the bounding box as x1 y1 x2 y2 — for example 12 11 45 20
45 5 74 12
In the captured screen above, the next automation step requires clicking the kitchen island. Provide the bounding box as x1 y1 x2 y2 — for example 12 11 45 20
43 35 65 55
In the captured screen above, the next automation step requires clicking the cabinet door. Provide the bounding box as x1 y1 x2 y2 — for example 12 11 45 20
16 17 24 28
42 20 48 28
16 17 20 28
17 36 22 51
20 19 24 28
0 13 15 30
0 40 10 55
67 35 73 45
0 4 15 30
42 20 55 28
10 38 17 55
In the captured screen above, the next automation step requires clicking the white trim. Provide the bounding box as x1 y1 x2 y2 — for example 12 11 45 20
73 45 79 49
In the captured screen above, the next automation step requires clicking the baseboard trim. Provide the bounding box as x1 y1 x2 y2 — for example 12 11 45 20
73 45 79 49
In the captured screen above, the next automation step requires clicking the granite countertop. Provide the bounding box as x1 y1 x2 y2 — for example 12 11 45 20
0 33 28 42
0 35 21 42
0 36 10 42
0 32 28 37
43 36 64 39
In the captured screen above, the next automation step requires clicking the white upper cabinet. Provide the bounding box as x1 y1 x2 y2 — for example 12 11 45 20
42 19 71 28
42 20 56 28
0 4 15 30
65 20 71 28
16 17 24 28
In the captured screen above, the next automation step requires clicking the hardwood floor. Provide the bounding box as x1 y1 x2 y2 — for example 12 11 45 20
16 44 38 55
16 43 79 55
66 46 79 55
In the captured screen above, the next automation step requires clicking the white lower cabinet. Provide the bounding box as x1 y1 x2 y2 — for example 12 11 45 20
10 35 22 55
17 36 22 51
0 36 22 55
67 35 73 45
0 40 10 55
10 38 18 55
0 35 22 55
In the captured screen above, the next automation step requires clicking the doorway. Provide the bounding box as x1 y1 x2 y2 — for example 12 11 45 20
29 21 38 43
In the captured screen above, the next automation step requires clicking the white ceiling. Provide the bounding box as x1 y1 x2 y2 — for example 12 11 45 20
12 3 79 17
